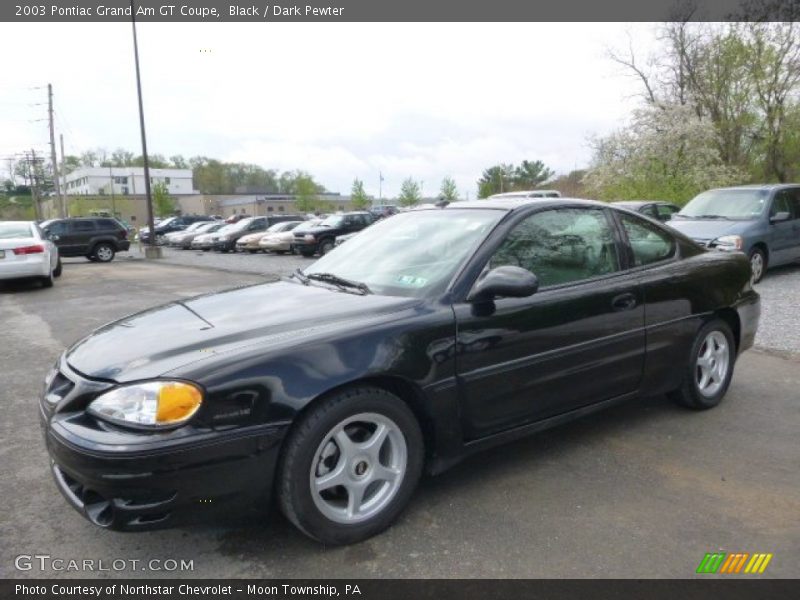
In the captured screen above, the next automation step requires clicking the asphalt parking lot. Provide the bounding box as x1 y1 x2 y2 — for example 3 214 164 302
1 258 798 579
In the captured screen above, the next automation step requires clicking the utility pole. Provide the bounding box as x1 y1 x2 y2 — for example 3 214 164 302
60 134 68 216
28 150 42 221
131 0 159 257
48 84 65 217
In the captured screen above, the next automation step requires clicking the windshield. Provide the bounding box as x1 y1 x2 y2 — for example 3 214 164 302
0 222 34 239
320 215 345 227
266 222 288 233
678 189 769 220
303 209 504 298
230 218 254 231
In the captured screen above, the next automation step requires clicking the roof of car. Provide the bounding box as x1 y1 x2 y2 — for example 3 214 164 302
440 197 603 212
711 183 799 191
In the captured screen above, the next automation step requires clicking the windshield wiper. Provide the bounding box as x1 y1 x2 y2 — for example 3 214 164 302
290 268 310 285
307 272 372 295
692 214 732 220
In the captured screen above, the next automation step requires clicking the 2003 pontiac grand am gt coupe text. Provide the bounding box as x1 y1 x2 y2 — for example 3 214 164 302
41 199 760 545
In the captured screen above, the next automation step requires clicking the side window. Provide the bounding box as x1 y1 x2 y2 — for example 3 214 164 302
489 208 620 288
97 219 119 230
619 213 676 267
770 191 792 218
71 221 96 233
790 189 800 220
657 204 679 221
640 204 658 219
46 221 68 235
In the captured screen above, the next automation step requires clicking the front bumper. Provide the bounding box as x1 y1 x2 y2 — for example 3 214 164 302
41 359 288 531
213 239 236 251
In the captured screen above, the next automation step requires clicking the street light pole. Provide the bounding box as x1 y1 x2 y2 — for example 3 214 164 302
131 0 160 257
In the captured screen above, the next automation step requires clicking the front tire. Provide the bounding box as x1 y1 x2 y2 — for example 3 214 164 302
748 247 767 284
319 239 335 255
668 319 735 410
93 243 115 263
277 386 424 545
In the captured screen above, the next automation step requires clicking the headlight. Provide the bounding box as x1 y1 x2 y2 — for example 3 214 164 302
304 234 315 241
713 235 743 251
88 381 203 429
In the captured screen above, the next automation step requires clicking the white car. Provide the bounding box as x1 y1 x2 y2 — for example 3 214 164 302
0 221 61 287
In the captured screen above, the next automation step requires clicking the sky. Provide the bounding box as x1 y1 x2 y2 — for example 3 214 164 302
0 22 658 198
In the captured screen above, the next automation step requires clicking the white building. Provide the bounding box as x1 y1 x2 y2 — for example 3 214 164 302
64 167 194 196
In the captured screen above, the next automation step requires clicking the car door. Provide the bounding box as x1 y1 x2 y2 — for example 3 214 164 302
768 189 798 265
453 206 645 440
67 220 96 255
789 188 800 260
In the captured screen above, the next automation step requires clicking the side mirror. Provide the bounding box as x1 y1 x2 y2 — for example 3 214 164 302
467 266 539 303
770 211 791 223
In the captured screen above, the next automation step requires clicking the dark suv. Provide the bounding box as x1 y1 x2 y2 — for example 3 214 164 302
140 215 215 244
41 217 131 263
293 211 374 256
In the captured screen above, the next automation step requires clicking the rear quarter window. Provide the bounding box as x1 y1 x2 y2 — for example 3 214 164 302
619 213 676 266
97 219 122 230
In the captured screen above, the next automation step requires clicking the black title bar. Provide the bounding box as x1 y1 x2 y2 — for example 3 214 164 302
4 579 800 600
4 0 800 22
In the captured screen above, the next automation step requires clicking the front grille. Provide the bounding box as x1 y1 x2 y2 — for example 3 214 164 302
45 370 74 405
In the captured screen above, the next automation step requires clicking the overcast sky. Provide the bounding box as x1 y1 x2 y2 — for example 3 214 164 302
0 22 657 198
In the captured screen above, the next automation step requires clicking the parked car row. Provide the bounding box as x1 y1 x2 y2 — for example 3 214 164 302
158 211 378 257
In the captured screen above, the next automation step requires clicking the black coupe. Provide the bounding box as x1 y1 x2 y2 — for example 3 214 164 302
41 198 760 544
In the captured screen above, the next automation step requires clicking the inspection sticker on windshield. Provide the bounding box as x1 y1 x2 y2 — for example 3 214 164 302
396 275 428 287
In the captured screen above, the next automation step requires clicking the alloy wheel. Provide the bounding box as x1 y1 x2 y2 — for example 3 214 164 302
309 413 407 524
695 331 730 398
95 245 114 262
750 252 764 284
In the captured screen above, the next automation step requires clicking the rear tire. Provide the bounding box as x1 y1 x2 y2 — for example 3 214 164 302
300 250 316 258
277 386 424 545
53 258 62 277
668 319 735 410
41 269 54 288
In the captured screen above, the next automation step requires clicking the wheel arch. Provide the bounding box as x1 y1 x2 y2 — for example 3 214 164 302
712 307 741 352
282 375 437 463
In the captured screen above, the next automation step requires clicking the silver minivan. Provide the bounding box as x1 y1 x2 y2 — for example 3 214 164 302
669 184 800 283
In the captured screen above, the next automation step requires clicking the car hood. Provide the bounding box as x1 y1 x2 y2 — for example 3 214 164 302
299 225 340 235
66 281 417 382
668 218 750 240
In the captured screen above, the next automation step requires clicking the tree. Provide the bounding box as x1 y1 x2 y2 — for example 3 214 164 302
350 178 370 210
170 155 188 169
608 19 800 182
398 178 422 206
439 176 458 201
584 104 745 203
294 174 320 213
110 148 135 167
513 160 554 189
477 164 514 198
152 182 175 217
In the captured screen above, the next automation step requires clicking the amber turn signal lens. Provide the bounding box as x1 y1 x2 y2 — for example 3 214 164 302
156 382 203 424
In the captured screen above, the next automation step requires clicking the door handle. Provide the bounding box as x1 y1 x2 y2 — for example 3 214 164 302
611 293 637 311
